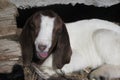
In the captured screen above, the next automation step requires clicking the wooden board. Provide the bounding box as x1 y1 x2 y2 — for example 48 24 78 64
0 0 18 37
0 38 22 73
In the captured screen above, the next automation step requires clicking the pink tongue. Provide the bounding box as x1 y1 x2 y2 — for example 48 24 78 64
39 52 48 58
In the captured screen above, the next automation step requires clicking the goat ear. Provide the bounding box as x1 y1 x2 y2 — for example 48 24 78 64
53 23 72 69
20 17 34 66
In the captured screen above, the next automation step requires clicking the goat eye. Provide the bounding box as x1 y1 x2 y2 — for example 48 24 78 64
58 29 62 34
30 24 35 31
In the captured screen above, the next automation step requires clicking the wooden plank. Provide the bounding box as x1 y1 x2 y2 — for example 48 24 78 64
0 38 22 73
0 39 21 55
0 25 17 37
0 0 18 37
0 19 16 25
0 0 11 9
0 61 18 73
0 0 22 73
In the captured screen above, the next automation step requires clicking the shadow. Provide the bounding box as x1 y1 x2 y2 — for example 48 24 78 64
0 64 24 80
16 3 120 28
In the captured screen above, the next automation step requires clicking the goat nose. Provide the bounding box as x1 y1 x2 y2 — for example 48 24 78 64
38 44 47 51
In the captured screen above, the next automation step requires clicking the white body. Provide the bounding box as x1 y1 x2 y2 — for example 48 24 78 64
40 19 120 78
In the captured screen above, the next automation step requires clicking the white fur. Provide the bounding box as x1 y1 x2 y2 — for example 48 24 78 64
40 19 120 78
89 64 120 79
62 19 120 73
35 15 55 52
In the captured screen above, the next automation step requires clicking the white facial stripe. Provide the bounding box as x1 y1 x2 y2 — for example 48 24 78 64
35 15 55 52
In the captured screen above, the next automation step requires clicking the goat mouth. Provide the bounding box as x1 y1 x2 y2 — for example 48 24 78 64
37 52 48 59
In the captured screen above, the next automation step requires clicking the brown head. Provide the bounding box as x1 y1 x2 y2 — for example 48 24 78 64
20 10 72 69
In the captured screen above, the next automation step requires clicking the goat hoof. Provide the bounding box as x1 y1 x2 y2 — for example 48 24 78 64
88 70 109 80
88 74 107 80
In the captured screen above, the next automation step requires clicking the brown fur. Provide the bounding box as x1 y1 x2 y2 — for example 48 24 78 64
52 15 72 69
20 10 72 69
